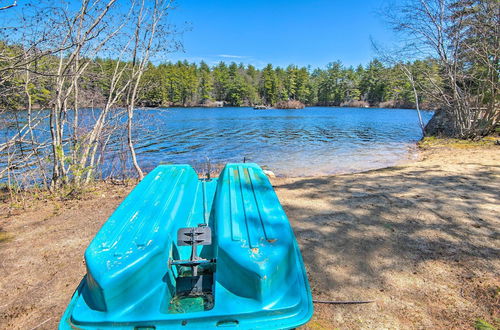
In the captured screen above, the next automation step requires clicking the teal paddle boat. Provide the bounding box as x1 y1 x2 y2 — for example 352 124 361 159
60 163 313 329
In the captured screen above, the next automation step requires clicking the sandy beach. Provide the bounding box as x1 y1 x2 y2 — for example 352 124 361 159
1 143 498 329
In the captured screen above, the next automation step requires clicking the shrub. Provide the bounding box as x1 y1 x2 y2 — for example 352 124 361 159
340 100 370 108
275 100 305 109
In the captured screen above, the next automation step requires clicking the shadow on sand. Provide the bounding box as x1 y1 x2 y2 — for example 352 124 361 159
273 162 499 328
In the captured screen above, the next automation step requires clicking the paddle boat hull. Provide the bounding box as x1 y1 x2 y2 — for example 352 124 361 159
59 163 313 329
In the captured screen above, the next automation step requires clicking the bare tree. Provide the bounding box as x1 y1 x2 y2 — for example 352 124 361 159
373 41 427 134
48 0 121 188
0 1 131 188
384 0 499 138
0 0 179 191
0 0 16 11
125 0 174 180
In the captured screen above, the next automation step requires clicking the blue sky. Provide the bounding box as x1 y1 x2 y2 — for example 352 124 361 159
167 0 395 69
1 0 395 69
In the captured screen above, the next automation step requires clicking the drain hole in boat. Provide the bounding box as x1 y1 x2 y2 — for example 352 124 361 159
216 319 239 327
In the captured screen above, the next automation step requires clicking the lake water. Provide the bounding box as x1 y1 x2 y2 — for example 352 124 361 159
132 107 433 176
0 107 434 178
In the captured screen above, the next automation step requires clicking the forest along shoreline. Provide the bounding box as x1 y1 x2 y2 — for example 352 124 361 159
0 140 498 329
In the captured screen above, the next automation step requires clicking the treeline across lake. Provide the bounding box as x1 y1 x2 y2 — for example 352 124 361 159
0 44 440 110
138 59 440 108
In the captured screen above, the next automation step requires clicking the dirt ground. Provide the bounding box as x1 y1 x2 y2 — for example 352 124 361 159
0 145 499 329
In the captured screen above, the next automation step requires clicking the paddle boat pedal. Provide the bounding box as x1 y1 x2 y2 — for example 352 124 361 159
170 225 216 297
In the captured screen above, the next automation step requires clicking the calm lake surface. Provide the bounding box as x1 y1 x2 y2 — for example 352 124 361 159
132 107 433 176
0 107 434 178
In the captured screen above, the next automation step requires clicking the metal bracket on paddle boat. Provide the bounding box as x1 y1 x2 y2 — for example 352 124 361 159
177 225 212 249
169 224 216 295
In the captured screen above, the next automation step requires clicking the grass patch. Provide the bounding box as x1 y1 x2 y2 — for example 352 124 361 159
305 319 339 329
418 136 499 149
474 319 497 330
0 230 14 243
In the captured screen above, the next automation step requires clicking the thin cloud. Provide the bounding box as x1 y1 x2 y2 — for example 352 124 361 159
217 54 247 59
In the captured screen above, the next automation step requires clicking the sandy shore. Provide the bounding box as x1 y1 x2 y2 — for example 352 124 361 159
1 144 499 329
